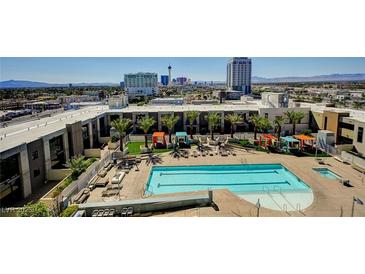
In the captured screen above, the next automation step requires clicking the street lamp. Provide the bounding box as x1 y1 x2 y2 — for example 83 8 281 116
256 198 261 217
351 196 364 217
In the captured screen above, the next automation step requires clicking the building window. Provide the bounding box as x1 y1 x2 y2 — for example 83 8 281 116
357 127 363 143
32 150 39 160
265 113 268 119
33 169 40 177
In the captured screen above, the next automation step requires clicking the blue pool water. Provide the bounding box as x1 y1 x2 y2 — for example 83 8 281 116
145 164 311 195
313 168 341 180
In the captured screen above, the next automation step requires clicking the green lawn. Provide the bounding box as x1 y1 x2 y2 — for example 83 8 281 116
127 142 172 155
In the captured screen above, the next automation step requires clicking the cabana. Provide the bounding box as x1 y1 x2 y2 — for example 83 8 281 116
175 132 190 148
152 132 167 148
259 134 277 149
280 136 300 152
293 134 315 151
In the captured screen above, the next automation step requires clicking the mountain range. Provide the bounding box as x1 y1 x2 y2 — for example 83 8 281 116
252 73 365 83
1 73 365 88
0 80 119 89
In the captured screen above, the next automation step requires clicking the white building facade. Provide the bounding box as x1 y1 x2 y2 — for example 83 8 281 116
226 57 252 94
124 72 159 99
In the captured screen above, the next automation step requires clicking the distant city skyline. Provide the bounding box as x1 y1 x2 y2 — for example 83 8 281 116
1 57 365 83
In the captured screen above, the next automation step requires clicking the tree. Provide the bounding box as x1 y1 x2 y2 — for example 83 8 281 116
225 113 242 138
250 114 262 140
186 111 199 139
353 101 362 109
161 115 180 143
67 155 88 180
285 110 305 135
274 116 285 140
17 202 52 217
111 118 132 151
138 117 156 148
260 118 272 133
207 112 220 139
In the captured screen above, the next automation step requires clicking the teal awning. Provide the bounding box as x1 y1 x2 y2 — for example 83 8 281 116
280 136 300 143
175 132 188 137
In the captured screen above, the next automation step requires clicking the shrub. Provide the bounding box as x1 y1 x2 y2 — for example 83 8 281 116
17 202 52 217
52 176 73 198
60 205 79 217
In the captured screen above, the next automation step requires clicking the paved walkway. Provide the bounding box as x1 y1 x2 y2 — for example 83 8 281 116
87 147 365 217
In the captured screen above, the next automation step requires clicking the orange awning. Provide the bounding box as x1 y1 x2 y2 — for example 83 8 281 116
293 134 315 141
152 132 165 137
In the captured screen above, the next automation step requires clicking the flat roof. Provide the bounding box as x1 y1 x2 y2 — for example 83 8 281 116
0 106 107 154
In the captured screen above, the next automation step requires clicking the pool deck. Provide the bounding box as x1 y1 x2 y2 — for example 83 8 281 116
87 148 365 217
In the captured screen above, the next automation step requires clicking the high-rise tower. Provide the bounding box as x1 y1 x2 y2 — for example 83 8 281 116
226 57 252 94
168 65 172 85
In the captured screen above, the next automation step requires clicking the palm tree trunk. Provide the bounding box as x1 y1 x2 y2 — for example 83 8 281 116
144 135 148 148
211 129 214 139
190 124 193 139
119 137 124 152
254 127 257 140
169 131 172 144
293 123 296 135
231 125 234 138
277 127 281 140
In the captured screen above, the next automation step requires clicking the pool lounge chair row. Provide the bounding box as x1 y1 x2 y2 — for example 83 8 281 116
121 207 134 217
91 208 115 217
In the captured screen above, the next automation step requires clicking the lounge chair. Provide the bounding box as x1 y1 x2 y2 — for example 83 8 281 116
92 209 98 217
209 150 214 156
316 158 325 165
127 207 134 217
231 150 237 156
121 207 128 217
108 208 115 217
103 209 110 217
220 149 228 156
193 150 198 157
97 210 104 217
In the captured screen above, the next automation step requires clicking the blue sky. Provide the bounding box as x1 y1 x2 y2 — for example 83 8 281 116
1 57 364 83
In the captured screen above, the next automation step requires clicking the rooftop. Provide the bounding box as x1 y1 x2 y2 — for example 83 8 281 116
0 106 107 154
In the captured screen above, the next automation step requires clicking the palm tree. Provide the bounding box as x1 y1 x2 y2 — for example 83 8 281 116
138 117 156 148
250 114 262 140
260 118 272 133
225 113 242 138
186 111 199 139
285 110 305 135
161 115 179 143
111 118 132 151
274 116 285 140
67 155 87 179
207 112 220 139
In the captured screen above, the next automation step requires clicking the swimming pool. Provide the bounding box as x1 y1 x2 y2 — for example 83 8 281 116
146 164 311 195
313 168 341 180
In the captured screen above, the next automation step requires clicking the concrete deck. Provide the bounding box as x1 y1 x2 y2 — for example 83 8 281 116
86 148 365 217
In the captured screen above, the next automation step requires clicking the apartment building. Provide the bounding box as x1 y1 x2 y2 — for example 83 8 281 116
124 72 159 99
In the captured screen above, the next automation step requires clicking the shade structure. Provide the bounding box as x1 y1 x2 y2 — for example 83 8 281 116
152 132 166 148
293 134 315 151
259 134 278 148
280 136 300 152
175 131 190 146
